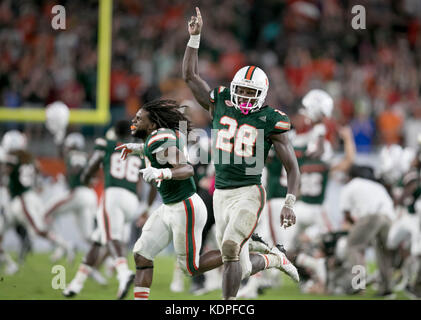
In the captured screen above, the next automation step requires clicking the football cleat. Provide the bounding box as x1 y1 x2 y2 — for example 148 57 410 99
271 244 300 283
251 233 269 247
249 233 271 254
170 265 185 293
4 261 19 275
192 268 221 296
63 280 83 298
117 271 135 300
237 284 258 299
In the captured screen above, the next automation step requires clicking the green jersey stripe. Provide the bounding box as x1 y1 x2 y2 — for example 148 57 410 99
275 120 291 130
183 198 198 275
147 133 177 147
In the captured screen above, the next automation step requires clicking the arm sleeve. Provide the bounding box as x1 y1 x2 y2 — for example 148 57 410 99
269 109 291 136
146 130 178 154
209 86 227 104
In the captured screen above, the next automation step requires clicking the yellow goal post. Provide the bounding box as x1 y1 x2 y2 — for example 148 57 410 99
0 0 112 125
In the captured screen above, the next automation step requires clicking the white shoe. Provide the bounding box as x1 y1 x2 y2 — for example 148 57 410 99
237 285 258 299
192 279 221 296
194 268 222 295
5 261 19 275
237 276 260 299
170 266 185 293
301 280 315 294
170 278 184 293
63 280 83 298
117 271 135 300
271 245 300 283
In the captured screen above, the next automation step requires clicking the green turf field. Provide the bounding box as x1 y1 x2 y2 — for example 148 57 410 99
0 252 410 300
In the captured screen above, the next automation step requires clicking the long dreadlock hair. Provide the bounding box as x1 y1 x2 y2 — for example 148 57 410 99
142 99 192 136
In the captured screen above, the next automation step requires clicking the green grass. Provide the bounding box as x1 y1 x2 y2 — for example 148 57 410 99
0 252 410 300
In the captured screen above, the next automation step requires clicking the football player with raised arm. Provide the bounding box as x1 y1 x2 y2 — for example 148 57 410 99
117 99 299 300
181 8 301 299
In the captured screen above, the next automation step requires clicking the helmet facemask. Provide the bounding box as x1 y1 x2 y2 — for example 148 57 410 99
230 83 266 115
230 66 269 115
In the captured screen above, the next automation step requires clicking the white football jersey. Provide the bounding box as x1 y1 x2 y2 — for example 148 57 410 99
340 177 395 221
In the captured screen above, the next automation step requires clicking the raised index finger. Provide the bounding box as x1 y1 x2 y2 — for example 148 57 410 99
196 7 201 18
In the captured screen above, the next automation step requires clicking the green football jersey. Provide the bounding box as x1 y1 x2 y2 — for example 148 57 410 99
7 151 36 199
299 157 330 205
210 86 291 189
266 145 307 200
143 128 196 204
65 150 88 189
94 137 142 194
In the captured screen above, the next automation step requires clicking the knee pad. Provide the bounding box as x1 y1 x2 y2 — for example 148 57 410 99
132 238 153 261
221 240 240 262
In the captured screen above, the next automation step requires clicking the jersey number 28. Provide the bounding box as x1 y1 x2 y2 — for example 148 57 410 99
215 116 258 158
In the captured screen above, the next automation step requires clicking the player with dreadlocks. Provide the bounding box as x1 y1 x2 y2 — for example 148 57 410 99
117 99 297 299
116 99 222 299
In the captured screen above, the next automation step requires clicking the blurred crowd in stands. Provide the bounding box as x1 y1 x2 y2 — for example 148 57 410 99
1 0 421 151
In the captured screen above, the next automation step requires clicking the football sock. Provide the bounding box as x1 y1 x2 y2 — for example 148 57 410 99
115 257 130 276
134 287 150 300
258 253 281 269
74 263 92 285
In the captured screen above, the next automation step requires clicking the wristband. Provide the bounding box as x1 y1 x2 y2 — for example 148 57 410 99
132 143 145 156
162 168 173 180
284 194 296 209
187 34 201 49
